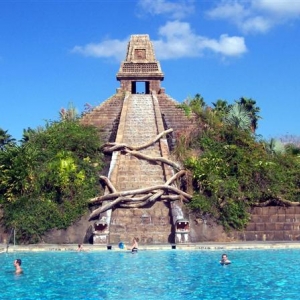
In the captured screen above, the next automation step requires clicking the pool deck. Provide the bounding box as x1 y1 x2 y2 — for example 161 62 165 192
1 241 300 253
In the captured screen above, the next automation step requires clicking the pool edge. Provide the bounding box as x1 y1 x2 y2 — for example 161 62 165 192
2 241 300 253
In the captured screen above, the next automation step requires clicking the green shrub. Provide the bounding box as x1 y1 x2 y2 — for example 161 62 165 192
0 119 104 243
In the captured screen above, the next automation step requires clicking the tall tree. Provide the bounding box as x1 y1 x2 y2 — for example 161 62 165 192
0 128 16 150
224 103 252 131
212 99 230 119
190 93 206 115
235 97 261 132
21 127 37 143
177 93 206 117
212 99 229 111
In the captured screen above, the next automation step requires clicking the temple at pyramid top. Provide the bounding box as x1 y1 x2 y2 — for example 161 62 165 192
116 34 164 94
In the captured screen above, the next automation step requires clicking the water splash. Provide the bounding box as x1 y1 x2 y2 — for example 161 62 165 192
171 202 184 225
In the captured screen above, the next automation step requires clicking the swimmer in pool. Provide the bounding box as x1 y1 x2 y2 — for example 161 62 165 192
220 254 231 265
129 237 138 253
14 258 23 274
77 244 84 252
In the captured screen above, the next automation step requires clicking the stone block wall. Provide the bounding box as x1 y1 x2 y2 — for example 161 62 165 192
156 93 195 150
233 206 300 241
80 94 124 142
109 202 172 245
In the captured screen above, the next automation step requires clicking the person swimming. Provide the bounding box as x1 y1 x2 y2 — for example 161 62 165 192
220 253 231 265
14 258 23 274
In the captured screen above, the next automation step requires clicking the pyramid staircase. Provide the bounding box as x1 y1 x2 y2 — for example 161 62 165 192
102 93 176 244
80 35 193 245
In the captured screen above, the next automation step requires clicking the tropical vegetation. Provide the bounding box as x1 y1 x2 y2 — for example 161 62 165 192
176 95 300 231
0 107 104 243
1 96 299 242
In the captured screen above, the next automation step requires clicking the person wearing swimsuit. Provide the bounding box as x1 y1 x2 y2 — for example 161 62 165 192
131 237 138 253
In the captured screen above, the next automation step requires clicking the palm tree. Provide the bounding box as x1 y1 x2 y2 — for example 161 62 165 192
264 138 285 155
212 99 229 118
186 93 206 114
0 128 16 150
191 93 206 108
224 103 252 130
235 97 261 133
179 94 206 118
21 127 36 143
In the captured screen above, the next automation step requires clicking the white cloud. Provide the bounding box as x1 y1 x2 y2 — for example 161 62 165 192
207 0 300 34
253 0 300 16
200 34 247 57
241 16 271 33
71 21 246 61
137 0 195 19
71 38 128 61
154 21 247 59
207 1 250 20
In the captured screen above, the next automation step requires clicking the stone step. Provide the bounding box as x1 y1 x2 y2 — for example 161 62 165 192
108 94 173 244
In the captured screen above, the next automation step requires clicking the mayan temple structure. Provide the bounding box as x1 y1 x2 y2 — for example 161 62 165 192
81 35 194 245
39 34 300 246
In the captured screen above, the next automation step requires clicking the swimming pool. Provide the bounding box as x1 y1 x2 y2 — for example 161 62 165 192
0 249 299 300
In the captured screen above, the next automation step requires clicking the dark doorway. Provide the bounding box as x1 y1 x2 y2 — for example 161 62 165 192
131 82 136 94
131 81 150 94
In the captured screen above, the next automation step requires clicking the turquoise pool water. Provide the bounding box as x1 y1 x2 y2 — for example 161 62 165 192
0 249 299 300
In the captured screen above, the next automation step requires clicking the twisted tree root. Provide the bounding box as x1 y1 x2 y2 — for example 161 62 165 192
90 171 189 205
146 169 187 203
122 149 181 171
90 184 191 204
89 128 189 220
119 195 182 208
88 171 191 220
103 128 173 153
99 175 117 193
89 194 154 220
253 197 300 207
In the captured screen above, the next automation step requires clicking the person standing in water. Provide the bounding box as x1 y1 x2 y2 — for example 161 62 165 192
220 254 231 265
14 258 23 274
77 244 85 252
130 237 138 253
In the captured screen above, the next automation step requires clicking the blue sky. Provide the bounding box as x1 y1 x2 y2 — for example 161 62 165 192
1 0 299 141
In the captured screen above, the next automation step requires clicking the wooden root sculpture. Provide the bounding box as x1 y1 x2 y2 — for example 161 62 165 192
89 129 192 221
253 197 300 207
